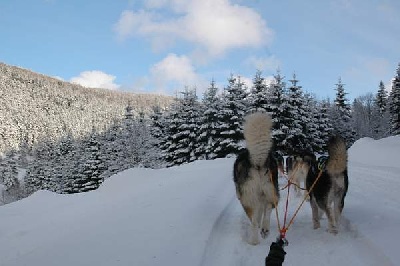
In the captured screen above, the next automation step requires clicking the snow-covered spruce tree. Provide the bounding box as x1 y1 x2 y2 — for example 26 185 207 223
56 132 80 193
315 99 334 152
268 71 289 152
331 78 356 147
284 74 310 153
161 98 181 167
301 93 321 153
25 139 58 193
100 118 125 178
248 70 269 113
389 63 400 135
0 152 22 204
131 112 160 168
376 81 388 115
198 80 223 160
71 129 107 193
169 88 202 166
117 102 141 170
372 81 390 138
148 106 168 168
216 75 248 157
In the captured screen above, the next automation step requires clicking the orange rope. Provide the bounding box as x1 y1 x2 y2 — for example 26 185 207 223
285 169 323 233
270 168 324 238
269 172 282 232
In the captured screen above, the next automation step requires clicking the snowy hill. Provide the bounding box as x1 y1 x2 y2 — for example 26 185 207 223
0 136 399 266
0 62 173 154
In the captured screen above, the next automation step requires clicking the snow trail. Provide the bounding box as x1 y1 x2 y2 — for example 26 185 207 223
200 159 398 266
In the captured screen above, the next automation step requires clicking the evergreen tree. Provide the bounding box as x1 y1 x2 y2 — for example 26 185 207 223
198 80 222 159
71 130 106 193
372 81 390 138
25 139 57 193
134 113 160 168
99 119 124 178
216 75 248 157
331 78 355 147
119 103 141 169
57 132 79 193
376 81 388 114
149 106 167 167
268 71 289 152
316 99 334 152
248 70 269 112
389 63 400 135
162 99 181 167
0 152 21 204
301 93 320 153
170 88 201 166
284 74 309 153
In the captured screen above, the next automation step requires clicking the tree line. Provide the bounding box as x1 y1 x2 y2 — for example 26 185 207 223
153 64 399 167
0 62 399 204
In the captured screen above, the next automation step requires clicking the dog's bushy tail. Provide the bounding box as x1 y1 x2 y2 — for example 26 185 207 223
326 135 347 175
243 112 273 167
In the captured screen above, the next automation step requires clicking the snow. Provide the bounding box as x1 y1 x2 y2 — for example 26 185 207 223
1 137 400 266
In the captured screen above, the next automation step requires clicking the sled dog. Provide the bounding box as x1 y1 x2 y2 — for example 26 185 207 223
291 136 349 234
233 112 279 245
288 153 315 197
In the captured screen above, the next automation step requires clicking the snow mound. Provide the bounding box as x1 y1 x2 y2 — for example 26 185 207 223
348 136 400 167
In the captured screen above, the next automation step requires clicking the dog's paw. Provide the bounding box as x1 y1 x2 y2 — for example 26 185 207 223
260 228 269 239
248 238 260 245
313 222 320 230
327 227 338 235
248 234 260 245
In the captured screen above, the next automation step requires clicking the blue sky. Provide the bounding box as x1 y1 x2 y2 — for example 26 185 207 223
1 0 399 100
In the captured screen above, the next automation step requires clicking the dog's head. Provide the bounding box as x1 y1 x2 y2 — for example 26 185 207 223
288 152 316 178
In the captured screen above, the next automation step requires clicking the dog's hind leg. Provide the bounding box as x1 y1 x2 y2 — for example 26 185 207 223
261 202 273 238
323 195 338 234
325 205 338 234
333 197 342 230
244 206 261 245
310 196 321 229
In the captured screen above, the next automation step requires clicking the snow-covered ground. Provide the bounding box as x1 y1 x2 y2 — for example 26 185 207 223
0 136 399 266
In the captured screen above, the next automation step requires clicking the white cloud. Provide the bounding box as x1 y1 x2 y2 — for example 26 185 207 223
150 53 206 93
70 71 120 90
114 0 273 57
245 56 281 72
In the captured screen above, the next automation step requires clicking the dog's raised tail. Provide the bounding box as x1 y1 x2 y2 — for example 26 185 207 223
243 112 273 167
326 135 348 175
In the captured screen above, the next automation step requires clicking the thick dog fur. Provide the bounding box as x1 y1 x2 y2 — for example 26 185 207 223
292 136 349 234
233 112 279 245
288 153 315 197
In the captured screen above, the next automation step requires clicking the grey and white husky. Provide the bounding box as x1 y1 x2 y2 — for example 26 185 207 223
291 135 349 234
233 112 279 245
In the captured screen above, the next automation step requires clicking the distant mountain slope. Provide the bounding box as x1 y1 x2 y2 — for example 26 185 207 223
0 62 173 154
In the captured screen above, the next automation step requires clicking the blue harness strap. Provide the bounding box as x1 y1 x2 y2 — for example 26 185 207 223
317 156 329 171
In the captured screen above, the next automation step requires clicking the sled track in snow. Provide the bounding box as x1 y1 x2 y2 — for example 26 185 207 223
199 196 275 266
199 178 396 265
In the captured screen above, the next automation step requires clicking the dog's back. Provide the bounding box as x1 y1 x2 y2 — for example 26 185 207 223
233 112 279 244
306 135 348 234
234 112 277 198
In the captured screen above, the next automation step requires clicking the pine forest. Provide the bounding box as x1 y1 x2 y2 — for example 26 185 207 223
1 62 399 205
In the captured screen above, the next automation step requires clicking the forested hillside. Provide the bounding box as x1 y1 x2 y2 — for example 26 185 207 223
0 63 173 154
0 62 399 206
